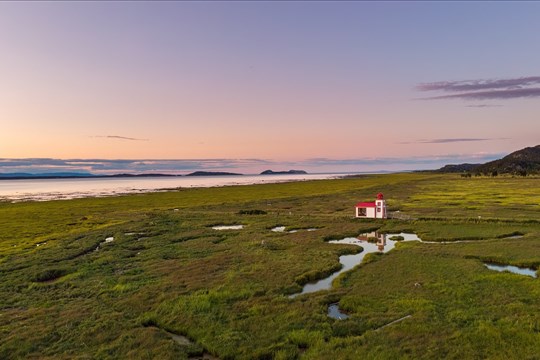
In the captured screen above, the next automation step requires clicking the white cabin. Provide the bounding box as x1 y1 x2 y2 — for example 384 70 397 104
355 193 387 219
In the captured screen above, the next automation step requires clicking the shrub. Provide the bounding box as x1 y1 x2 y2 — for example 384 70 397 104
140 314 158 327
33 268 68 282
238 209 267 215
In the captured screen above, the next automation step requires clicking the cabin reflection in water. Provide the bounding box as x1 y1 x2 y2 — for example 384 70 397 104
357 231 387 251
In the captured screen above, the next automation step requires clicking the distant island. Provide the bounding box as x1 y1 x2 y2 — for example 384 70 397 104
185 171 242 176
260 169 307 175
437 145 540 176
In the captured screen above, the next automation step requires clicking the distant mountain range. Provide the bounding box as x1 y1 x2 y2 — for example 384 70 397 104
0 172 179 180
0 172 93 178
438 145 540 175
0 169 309 179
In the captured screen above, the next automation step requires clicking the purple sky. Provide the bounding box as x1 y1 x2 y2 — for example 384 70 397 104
0 2 539 173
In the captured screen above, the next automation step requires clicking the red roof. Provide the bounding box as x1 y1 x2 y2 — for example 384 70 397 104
356 202 376 208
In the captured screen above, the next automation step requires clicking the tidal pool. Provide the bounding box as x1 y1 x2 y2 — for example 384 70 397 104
212 225 244 230
166 331 192 346
152 328 219 360
271 226 319 233
289 228 319 233
484 263 537 278
328 303 349 320
504 234 524 239
95 236 115 251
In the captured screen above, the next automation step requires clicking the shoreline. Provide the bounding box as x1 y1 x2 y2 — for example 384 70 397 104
0 173 348 203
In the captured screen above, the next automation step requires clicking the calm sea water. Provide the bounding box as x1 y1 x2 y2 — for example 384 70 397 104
0 174 343 202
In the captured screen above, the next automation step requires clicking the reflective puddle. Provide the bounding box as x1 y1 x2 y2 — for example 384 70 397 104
484 263 537 278
212 225 244 230
271 226 319 233
151 328 219 359
166 331 192 346
95 236 115 251
328 303 349 320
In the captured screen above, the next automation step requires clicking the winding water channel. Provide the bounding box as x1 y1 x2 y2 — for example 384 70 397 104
289 232 420 298
287 231 537 320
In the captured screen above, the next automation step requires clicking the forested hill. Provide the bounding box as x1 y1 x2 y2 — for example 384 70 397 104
438 145 540 175
476 145 540 175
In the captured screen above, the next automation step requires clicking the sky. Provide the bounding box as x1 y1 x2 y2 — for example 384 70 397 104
1 1 539 174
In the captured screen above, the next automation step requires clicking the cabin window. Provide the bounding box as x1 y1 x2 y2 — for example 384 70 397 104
377 208 381 212
358 208 367 216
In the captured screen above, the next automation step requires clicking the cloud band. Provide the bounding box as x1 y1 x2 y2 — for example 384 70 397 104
417 76 540 101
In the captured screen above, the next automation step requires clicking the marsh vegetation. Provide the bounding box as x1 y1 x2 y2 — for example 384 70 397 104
1 173 540 359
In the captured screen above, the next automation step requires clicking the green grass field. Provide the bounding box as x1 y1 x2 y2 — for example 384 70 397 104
1 173 539 359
